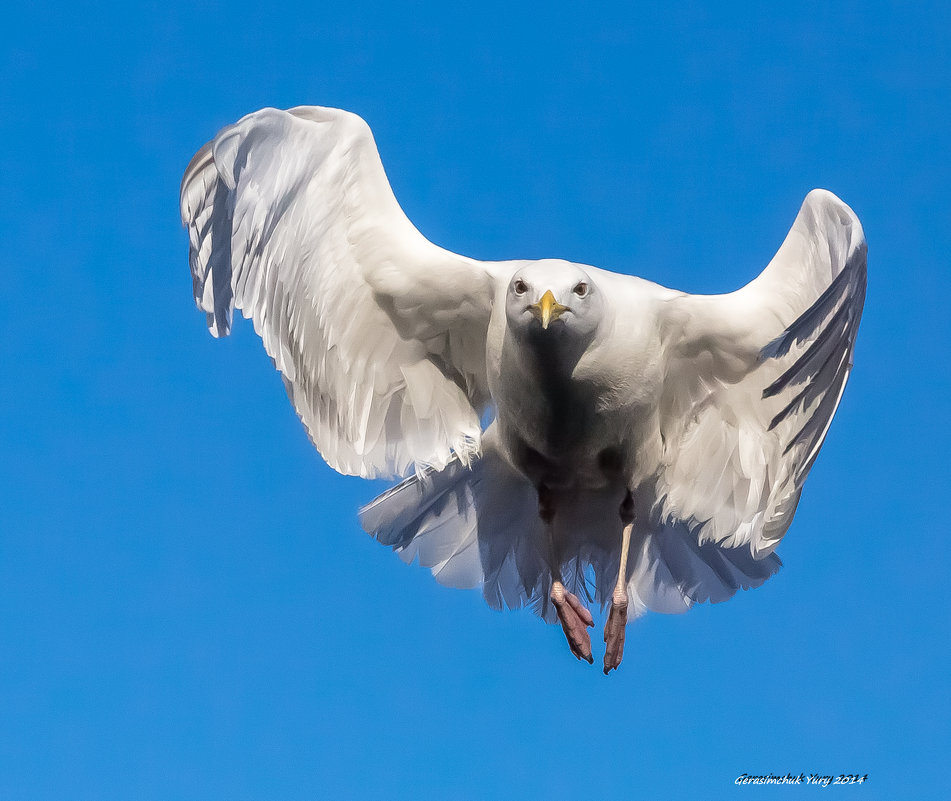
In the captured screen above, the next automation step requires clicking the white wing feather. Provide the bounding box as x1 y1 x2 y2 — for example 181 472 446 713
657 189 867 558
180 106 499 478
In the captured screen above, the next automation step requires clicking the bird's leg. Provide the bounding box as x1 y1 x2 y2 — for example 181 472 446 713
540 484 593 664
603 490 634 674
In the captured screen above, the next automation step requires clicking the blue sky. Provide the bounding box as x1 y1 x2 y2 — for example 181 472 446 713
1 1 948 798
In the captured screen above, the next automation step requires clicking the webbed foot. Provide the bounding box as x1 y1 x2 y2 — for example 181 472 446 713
603 588 628 674
551 581 594 664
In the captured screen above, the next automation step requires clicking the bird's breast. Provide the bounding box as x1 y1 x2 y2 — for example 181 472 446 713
492 340 650 490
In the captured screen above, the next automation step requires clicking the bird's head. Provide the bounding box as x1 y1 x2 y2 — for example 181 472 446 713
505 260 603 345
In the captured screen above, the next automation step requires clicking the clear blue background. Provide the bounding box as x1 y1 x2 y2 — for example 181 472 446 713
2 1 948 798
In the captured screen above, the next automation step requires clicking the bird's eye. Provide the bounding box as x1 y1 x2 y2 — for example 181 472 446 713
573 282 588 298
513 279 528 295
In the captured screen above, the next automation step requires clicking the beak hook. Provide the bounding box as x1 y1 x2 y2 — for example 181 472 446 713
530 290 568 329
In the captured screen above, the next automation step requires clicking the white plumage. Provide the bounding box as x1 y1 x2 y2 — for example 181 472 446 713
181 105 866 667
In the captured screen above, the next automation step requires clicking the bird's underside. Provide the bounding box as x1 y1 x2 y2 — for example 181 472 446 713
181 105 867 673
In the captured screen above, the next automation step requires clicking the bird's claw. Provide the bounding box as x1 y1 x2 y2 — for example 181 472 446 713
551 582 594 663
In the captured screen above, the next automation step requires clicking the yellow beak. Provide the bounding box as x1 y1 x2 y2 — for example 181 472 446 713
529 290 568 330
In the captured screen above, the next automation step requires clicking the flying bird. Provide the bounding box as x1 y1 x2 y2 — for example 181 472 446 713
180 106 866 673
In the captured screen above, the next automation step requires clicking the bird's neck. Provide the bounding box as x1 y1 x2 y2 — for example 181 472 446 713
520 326 592 378
498 328 597 454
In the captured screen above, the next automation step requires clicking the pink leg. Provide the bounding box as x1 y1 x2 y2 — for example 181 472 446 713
603 492 634 675
539 483 594 665
551 580 594 663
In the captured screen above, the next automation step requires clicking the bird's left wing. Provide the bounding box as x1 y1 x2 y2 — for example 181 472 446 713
654 190 867 559
181 106 499 478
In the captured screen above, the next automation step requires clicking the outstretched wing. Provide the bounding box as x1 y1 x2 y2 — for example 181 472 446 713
180 106 500 478
656 189 867 559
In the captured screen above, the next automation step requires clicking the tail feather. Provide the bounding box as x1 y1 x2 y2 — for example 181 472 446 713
360 443 782 622
359 446 568 619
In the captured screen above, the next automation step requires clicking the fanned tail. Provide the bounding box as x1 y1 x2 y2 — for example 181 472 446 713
360 441 782 622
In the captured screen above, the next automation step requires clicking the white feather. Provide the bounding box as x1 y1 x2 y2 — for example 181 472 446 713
181 106 495 479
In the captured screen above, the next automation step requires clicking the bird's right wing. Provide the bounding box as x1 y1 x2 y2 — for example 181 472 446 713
181 106 501 479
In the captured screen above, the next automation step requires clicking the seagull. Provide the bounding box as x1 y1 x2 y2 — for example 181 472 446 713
180 106 866 673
